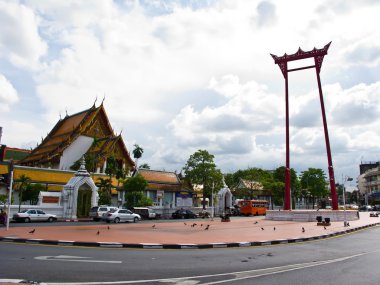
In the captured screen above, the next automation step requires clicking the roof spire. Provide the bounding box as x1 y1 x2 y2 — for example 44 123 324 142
75 156 90 177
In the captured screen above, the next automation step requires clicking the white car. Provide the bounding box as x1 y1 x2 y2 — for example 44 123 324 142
13 209 57 223
89 205 118 221
103 209 141 223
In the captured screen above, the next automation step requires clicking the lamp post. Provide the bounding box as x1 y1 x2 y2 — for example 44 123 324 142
211 182 214 219
342 175 353 227
6 160 14 231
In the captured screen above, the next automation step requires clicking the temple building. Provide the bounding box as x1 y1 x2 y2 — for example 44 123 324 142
20 102 134 174
0 103 135 217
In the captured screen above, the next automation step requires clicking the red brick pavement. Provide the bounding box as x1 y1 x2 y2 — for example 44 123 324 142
1 214 379 245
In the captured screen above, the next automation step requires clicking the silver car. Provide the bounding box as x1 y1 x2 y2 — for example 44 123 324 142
89 205 118 221
13 209 57 223
103 209 141 223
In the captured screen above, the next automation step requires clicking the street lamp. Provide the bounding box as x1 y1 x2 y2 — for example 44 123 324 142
211 182 214 219
342 175 353 227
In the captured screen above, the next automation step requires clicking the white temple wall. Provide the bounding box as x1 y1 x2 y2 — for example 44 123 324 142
59 135 93 170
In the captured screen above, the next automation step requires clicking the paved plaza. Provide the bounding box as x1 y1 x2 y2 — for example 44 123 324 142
1 213 379 248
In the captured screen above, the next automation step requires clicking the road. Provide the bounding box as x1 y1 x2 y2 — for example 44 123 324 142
1 225 379 284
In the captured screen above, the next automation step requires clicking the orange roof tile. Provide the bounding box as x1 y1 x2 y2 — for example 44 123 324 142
138 169 180 184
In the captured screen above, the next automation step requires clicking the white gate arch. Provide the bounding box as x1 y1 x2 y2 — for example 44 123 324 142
62 157 98 220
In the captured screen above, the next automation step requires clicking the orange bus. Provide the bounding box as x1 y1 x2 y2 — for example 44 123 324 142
238 199 269 216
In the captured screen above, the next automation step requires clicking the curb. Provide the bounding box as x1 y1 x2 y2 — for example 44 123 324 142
1 223 379 250
0 279 46 285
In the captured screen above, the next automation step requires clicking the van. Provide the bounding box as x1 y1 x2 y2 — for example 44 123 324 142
89 206 118 221
132 207 160 220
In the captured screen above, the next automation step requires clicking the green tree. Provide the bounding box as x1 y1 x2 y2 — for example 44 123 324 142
225 167 275 202
273 166 300 208
132 144 144 169
0 194 7 204
70 153 97 172
124 192 153 209
95 177 113 205
183 150 223 209
139 163 150 169
105 155 126 180
23 183 44 205
123 174 149 208
300 168 328 209
14 174 31 212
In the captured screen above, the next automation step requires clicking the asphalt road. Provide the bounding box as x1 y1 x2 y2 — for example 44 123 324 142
1 225 379 284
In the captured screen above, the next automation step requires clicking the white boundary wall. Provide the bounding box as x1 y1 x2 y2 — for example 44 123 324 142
266 210 360 222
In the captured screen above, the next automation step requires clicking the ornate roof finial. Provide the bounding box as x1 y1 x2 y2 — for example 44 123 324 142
65 109 68 117
75 155 90 177
101 94 105 105
93 96 98 107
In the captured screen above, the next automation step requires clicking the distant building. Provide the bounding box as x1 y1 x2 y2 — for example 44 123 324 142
1 147 31 163
359 161 380 175
358 165 380 204
133 169 193 208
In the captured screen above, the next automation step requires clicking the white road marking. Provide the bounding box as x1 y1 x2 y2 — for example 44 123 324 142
34 255 122 264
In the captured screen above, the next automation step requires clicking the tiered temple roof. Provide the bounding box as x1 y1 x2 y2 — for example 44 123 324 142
19 103 134 171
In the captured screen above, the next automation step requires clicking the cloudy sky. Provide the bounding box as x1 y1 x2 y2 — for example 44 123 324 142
1 0 380 186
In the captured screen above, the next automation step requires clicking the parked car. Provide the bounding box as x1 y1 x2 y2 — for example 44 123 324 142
172 209 197 219
132 207 160 220
13 209 57 223
89 205 118 221
103 209 141 223
359 205 373 212
373 204 380 211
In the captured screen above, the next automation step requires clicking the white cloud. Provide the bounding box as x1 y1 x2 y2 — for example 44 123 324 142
1 0 380 182
0 74 19 112
0 1 47 69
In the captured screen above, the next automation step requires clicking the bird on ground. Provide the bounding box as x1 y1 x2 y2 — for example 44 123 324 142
200 224 203 227
324 226 326 230
96 230 100 235
261 227 264 231
347 222 350 227
107 226 110 230
273 227 276 231
184 222 187 226
302 227 305 233
152 224 156 229
254 221 258 224
205 225 210 230
29 229 35 234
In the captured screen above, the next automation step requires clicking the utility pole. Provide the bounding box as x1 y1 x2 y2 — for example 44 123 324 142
6 160 14 230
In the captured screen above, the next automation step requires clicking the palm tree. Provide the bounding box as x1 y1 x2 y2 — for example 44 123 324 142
132 144 144 169
15 174 31 212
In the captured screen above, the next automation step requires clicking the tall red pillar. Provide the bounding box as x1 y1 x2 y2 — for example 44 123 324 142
271 42 338 210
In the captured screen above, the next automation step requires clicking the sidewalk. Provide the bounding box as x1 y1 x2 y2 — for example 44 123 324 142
1 213 379 249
